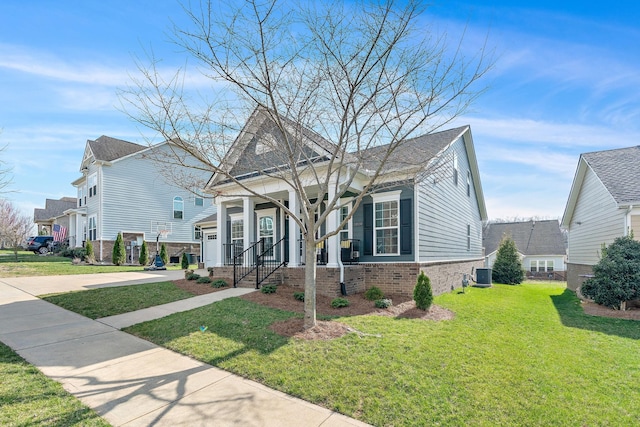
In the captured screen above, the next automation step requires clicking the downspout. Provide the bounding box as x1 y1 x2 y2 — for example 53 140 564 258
338 167 352 296
626 205 634 236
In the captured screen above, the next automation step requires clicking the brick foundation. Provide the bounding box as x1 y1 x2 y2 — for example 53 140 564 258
211 258 483 298
566 263 594 291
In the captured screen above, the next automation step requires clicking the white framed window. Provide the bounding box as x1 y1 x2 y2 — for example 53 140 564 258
230 214 244 254
372 191 401 256
531 260 554 272
88 215 97 241
88 173 97 197
173 196 184 219
78 186 85 207
339 203 352 242
530 260 538 272
195 196 204 206
453 152 459 186
547 260 554 272
194 226 202 240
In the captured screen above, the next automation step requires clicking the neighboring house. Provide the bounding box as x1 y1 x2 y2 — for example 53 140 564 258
561 146 640 291
68 135 215 263
483 220 566 280
201 108 487 297
33 197 76 236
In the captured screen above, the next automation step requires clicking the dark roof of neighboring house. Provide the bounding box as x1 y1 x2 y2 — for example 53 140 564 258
34 197 77 221
582 145 640 204
88 135 146 162
361 126 468 171
483 220 566 256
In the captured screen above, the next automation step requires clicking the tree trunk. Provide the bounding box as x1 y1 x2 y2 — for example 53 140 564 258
303 237 318 330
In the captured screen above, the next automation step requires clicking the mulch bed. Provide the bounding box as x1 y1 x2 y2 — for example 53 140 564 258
581 301 640 320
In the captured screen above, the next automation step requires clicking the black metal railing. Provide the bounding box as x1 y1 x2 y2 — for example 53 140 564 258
232 241 259 285
223 243 245 266
256 236 286 287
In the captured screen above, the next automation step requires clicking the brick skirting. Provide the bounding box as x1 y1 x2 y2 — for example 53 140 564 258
209 258 483 298
92 240 200 264
566 263 594 291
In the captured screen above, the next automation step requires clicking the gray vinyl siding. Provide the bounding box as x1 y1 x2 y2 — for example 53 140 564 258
417 137 483 261
352 184 414 263
95 144 212 243
567 167 625 265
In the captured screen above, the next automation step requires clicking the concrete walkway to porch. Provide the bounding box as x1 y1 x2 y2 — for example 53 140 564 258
0 271 369 427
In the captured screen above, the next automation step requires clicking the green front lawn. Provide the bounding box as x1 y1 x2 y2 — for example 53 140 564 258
0 249 193 277
0 341 110 426
42 282 196 319
124 282 640 426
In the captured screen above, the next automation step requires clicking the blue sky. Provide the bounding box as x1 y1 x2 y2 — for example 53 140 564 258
1 1 639 222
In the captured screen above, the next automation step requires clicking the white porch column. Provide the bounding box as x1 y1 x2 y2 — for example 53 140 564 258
243 198 255 257
326 183 339 268
215 199 227 267
288 189 300 267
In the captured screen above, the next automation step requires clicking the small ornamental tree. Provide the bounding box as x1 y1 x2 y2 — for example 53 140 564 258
181 252 190 270
414 271 433 310
112 232 126 266
139 240 148 266
85 240 95 264
492 236 524 285
581 235 640 309
160 243 168 266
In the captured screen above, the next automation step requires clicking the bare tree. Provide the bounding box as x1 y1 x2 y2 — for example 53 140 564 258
0 141 13 194
0 199 33 261
121 0 492 329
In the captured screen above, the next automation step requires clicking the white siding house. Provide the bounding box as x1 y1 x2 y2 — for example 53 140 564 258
562 146 640 290
69 136 215 263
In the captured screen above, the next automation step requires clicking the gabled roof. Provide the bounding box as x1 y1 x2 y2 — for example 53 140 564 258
361 126 469 172
34 197 77 222
562 146 640 227
86 136 146 163
483 220 566 256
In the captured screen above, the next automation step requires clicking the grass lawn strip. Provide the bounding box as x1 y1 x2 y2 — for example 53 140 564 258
0 341 110 426
124 282 640 426
42 282 195 319
0 249 194 277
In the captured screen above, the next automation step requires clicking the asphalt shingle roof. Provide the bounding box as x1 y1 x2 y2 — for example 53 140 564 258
34 197 77 221
88 136 146 162
483 220 566 256
582 146 640 204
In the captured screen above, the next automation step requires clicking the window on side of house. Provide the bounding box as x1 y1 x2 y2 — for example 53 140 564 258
195 196 204 207
173 196 184 219
194 226 202 240
530 260 538 272
372 192 400 256
547 260 554 272
88 173 97 197
453 151 458 186
88 215 97 241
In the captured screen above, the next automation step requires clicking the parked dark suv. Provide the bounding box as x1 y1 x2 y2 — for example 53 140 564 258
27 236 54 254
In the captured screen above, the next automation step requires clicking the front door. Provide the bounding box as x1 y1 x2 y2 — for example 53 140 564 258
257 209 275 258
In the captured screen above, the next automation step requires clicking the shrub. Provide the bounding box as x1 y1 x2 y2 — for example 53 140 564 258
60 247 86 259
112 232 126 266
414 271 433 310
160 243 168 265
364 286 384 301
139 241 148 265
196 276 212 284
84 240 95 264
181 253 190 270
211 279 228 288
375 298 392 308
581 235 640 309
293 292 305 301
492 236 524 285
261 284 277 294
186 273 201 281
331 297 350 308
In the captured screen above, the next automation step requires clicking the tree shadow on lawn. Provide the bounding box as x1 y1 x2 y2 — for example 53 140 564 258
125 298 297 366
551 289 640 340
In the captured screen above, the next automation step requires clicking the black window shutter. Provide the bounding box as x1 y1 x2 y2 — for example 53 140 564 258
400 199 412 255
363 203 373 255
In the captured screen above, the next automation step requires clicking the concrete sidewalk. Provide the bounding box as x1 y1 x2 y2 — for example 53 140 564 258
0 273 370 426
